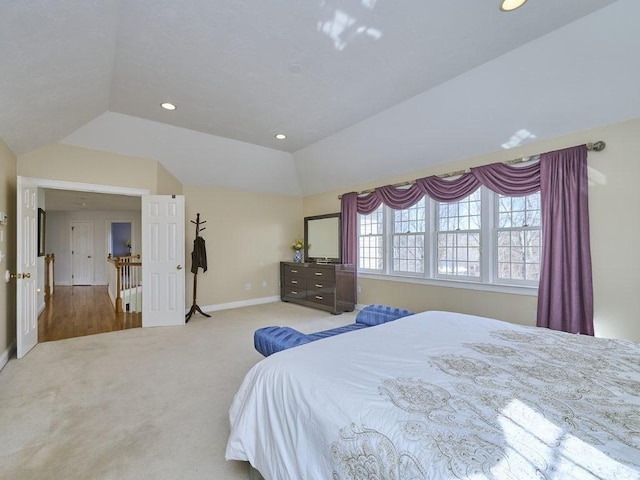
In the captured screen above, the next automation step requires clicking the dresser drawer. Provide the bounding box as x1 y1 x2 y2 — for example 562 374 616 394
282 265 305 277
307 291 335 307
307 279 333 294
304 266 336 283
283 288 306 301
283 274 305 289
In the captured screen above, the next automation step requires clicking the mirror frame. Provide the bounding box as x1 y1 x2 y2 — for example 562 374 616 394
304 213 341 264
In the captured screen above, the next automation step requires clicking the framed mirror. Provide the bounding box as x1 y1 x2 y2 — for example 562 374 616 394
304 213 341 264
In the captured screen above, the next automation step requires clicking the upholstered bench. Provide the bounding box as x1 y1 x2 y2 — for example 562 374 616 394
254 304 414 357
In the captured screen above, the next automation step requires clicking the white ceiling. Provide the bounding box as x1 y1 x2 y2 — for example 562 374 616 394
2 0 639 198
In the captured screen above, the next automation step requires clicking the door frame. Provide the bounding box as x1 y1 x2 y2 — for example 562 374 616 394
16 177 149 355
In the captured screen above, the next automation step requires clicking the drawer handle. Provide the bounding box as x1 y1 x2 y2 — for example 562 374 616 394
291 269 298 273
291 280 298 284
315 295 323 300
314 272 323 276
291 290 298 295
315 284 323 288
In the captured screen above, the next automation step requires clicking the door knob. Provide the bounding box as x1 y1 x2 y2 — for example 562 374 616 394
88 255 92 258
177 265 182 270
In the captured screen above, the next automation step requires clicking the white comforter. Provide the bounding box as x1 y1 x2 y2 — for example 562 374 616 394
226 311 640 479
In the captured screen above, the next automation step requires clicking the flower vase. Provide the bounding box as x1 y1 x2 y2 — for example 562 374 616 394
293 249 303 263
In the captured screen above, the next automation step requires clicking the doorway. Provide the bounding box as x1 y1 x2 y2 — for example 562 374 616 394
71 221 94 285
110 222 132 257
16 177 149 356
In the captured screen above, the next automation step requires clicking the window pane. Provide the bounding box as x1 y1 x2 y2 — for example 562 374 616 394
358 206 384 271
496 192 541 283
393 199 425 234
393 234 424 273
392 199 425 274
436 190 481 278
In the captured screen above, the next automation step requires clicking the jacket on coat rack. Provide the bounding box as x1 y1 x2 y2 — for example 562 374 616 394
191 236 208 274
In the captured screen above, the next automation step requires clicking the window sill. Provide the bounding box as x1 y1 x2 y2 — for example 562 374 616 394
358 272 538 297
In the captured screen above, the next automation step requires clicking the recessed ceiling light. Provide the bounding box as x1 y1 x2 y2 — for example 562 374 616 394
500 0 527 11
275 133 287 140
161 102 177 111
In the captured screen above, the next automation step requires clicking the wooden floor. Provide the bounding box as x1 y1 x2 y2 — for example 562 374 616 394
38 285 142 342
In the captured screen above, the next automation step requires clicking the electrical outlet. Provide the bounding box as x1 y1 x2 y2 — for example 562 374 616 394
357 284 362 293
244 283 252 291
262 281 267 288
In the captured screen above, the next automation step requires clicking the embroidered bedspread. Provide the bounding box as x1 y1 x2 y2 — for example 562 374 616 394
226 311 640 479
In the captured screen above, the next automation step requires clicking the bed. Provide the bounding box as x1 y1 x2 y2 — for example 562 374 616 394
225 311 640 479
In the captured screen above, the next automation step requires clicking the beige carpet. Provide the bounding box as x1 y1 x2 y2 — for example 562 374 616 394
0 302 358 480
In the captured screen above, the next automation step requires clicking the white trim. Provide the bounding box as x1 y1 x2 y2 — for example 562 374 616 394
19 177 150 197
197 296 280 313
359 272 538 296
0 341 16 372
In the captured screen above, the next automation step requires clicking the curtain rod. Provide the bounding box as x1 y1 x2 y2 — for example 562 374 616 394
337 141 606 199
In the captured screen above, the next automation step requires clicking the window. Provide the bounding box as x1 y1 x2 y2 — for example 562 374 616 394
357 187 542 290
495 192 541 284
392 198 425 274
436 190 481 279
358 205 384 271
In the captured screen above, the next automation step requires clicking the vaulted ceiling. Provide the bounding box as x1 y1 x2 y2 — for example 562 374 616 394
2 0 638 196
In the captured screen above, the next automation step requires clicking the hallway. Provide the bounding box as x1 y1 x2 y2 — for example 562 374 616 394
38 286 142 342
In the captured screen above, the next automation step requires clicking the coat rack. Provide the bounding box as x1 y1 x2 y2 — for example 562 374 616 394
186 213 211 322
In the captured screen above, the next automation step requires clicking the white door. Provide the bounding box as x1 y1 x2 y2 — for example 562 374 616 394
142 195 185 327
71 222 94 285
16 177 38 358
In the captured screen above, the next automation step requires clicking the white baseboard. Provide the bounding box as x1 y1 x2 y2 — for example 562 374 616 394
0 340 16 372
197 296 280 314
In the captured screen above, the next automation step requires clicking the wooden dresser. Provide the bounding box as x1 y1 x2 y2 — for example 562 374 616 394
280 262 356 314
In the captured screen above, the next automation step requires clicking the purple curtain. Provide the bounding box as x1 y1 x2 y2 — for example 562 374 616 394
471 161 540 195
341 192 358 265
339 145 594 335
536 145 594 335
416 174 480 201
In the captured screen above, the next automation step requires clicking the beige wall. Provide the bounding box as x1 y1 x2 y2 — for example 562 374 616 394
156 162 183 195
18 144 159 193
0 137 17 359
183 185 302 308
303 118 640 342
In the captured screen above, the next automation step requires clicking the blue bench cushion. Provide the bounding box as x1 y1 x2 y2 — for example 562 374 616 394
254 304 415 357
254 326 312 357
306 322 368 341
355 304 414 326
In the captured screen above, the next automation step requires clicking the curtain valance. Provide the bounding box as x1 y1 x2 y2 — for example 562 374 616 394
352 157 541 213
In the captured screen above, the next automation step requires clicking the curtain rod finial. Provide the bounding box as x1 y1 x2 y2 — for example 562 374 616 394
587 141 606 152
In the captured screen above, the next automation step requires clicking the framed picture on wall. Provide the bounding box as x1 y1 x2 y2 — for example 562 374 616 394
37 208 46 257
